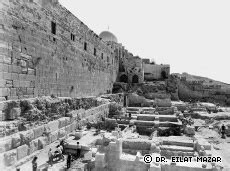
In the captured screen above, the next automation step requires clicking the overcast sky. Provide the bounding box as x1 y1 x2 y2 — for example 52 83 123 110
59 0 230 84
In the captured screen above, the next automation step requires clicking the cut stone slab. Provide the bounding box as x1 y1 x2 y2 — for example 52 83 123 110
122 140 151 151
134 121 155 127
58 128 66 139
38 137 48 150
8 107 21 120
155 98 172 107
137 115 156 121
0 137 12 153
158 121 182 127
65 117 71 125
33 125 45 139
157 108 174 115
28 139 38 155
126 107 140 111
196 139 211 151
158 115 178 122
83 151 93 161
12 133 21 148
184 126 195 136
58 117 67 128
162 140 194 147
95 152 106 167
3 149 17 166
17 144 29 160
47 120 59 132
70 121 77 132
49 130 58 143
20 130 34 145
65 125 72 134
160 145 194 152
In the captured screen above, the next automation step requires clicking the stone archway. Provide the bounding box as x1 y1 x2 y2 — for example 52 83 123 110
120 74 128 83
132 75 139 83
161 70 168 79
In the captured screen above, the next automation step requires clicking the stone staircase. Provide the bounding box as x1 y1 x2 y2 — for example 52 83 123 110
125 106 182 136
160 139 195 158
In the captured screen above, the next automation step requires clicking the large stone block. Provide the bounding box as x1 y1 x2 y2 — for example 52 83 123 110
33 125 45 139
12 133 21 148
38 137 48 150
58 117 67 128
28 139 38 155
17 144 29 160
71 109 85 120
95 153 106 167
70 121 77 132
58 128 66 139
47 120 59 132
65 125 71 134
0 137 12 153
122 140 151 151
0 101 7 112
137 115 156 121
196 139 211 151
20 130 34 145
49 130 58 143
157 108 174 115
3 149 17 167
85 109 92 118
7 107 21 120
155 98 172 107
65 117 71 125
184 126 195 136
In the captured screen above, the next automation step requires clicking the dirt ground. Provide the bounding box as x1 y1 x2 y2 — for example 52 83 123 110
194 119 230 169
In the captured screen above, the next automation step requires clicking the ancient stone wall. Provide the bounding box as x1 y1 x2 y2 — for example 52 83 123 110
143 63 170 81
0 0 118 100
118 53 144 84
177 78 230 106
0 93 125 168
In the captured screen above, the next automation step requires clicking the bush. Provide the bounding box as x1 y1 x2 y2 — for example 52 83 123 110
109 103 123 117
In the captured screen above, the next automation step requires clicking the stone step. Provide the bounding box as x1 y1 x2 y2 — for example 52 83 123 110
126 107 140 111
134 120 182 128
134 121 155 127
161 150 195 158
136 115 178 122
141 107 155 111
160 145 194 152
158 115 178 122
155 107 174 111
162 140 194 147
137 115 156 121
140 111 155 114
140 108 155 114
158 121 182 127
126 111 140 114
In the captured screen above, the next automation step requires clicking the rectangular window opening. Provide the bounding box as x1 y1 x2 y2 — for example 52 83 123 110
51 21 56 35
94 48 97 56
101 53 104 59
84 42 87 51
71 33 75 41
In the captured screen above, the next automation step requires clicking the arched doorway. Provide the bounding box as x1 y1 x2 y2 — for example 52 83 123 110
132 75 139 83
120 74 128 83
161 71 168 79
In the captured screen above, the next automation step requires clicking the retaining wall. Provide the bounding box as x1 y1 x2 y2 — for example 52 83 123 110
0 101 110 169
